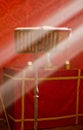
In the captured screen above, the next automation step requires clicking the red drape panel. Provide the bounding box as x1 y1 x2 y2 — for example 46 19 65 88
3 68 83 129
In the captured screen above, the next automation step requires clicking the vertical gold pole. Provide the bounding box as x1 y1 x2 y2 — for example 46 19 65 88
0 92 10 130
34 30 39 130
76 69 81 124
21 71 25 130
34 83 39 130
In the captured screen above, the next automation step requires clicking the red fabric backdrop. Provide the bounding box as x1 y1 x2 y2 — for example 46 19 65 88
0 0 83 128
0 0 83 69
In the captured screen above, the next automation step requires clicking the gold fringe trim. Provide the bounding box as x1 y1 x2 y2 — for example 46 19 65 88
8 114 76 122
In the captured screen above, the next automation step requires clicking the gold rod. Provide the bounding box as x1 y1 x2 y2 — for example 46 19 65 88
78 114 83 116
8 114 76 122
4 73 83 80
21 71 25 130
34 39 39 130
76 69 81 124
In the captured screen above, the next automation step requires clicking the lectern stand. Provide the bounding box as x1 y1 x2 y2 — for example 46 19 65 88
14 26 71 130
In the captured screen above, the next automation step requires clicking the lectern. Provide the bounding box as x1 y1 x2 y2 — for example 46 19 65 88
14 26 71 130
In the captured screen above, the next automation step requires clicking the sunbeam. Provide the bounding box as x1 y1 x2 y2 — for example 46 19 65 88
38 0 83 26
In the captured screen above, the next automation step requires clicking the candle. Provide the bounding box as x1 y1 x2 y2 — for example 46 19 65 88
65 60 70 70
28 61 32 66
27 61 33 70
